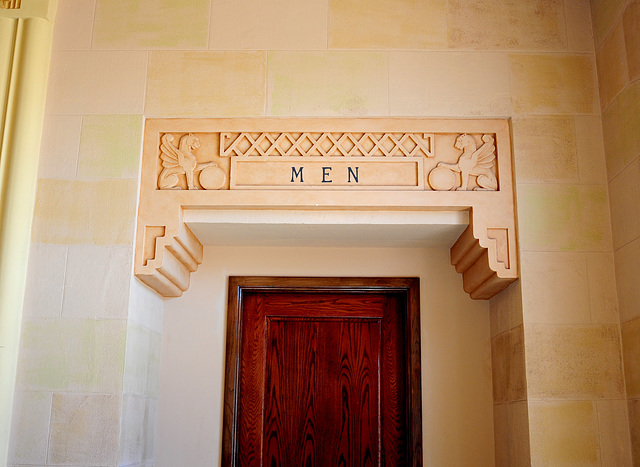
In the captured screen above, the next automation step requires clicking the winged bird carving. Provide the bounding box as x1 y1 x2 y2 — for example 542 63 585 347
436 134 497 191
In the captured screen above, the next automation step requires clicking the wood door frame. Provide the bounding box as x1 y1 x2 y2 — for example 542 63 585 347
222 276 423 466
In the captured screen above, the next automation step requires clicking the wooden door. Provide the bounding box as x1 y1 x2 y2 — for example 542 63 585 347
223 277 422 466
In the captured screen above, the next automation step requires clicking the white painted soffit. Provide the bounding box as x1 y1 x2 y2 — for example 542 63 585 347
183 209 469 248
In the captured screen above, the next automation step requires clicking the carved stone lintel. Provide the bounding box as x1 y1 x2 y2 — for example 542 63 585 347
220 132 434 158
158 133 226 191
136 222 203 297
136 118 518 300
1 0 21 9
451 221 516 300
428 134 497 191
156 131 501 192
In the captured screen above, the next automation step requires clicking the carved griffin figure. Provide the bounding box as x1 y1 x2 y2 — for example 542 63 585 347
436 134 497 191
158 133 216 190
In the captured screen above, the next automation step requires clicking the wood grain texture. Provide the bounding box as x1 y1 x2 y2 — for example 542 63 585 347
237 293 266 467
263 318 381 466
381 295 407 465
222 277 422 466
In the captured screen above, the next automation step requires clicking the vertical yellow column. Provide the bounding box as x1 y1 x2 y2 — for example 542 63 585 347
0 1 56 463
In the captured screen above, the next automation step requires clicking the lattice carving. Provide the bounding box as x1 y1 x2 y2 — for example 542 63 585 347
1 0 21 8
220 132 434 158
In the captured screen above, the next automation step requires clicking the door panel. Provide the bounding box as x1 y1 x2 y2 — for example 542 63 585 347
263 318 381 466
224 278 422 466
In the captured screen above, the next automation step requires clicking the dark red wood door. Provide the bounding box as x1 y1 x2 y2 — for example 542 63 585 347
225 280 421 467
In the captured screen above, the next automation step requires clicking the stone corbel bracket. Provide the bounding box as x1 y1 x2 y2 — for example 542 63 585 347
134 118 518 299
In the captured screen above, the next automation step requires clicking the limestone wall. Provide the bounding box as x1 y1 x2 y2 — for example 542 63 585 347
6 0 632 466
592 0 640 464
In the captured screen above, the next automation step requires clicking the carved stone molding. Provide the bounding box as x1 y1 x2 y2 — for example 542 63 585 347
135 118 518 299
1 0 21 9
138 222 202 297
220 131 434 158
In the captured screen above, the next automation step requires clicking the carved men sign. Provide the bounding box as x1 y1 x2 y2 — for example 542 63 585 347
290 166 360 183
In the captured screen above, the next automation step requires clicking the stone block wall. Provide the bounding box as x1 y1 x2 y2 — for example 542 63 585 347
5 0 633 465
592 0 640 464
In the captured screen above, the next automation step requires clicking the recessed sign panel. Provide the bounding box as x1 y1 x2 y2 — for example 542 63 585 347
231 157 423 190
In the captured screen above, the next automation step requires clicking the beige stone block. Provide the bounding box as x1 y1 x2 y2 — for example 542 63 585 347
211 0 327 50
492 333 508 403
574 115 608 184
529 400 599 467
525 324 625 399
48 393 121 465
517 184 612 252
509 54 597 114
508 327 527 402
17 319 126 393
62 245 132 319
388 52 512 117
329 0 446 49
609 158 640 249
507 326 527 402
596 22 630 111
629 398 640 464
507 401 532 466
596 400 633 466
267 51 388 117
77 115 143 179
566 0 596 52
22 244 67 319
490 292 508 339
603 80 640 180
520 252 590 324
493 403 508 467
144 398 158 464
148 332 162 398
52 0 95 50
509 285 524 329
623 0 640 81
31 179 137 245
591 0 630 46
448 0 565 50
46 51 147 115
586 252 620 324
8 391 51 465
490 281 523 338
37 115 81 179
93 0 209 49
512 116 578 183
123 323 162 397
615 237 640 322
119 394 147 465
146 51 266 117
128 278 164 334
491 326 526 403
622 317 640 397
